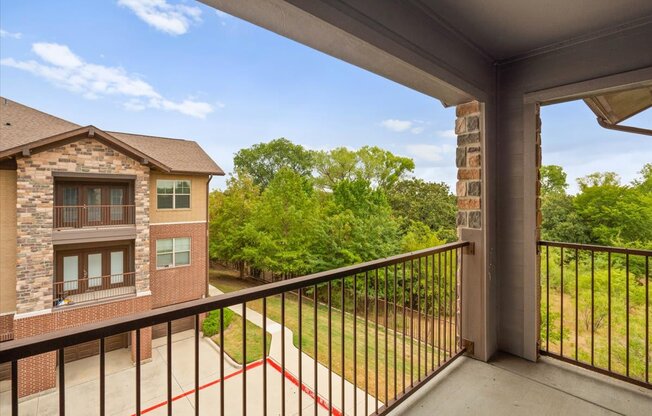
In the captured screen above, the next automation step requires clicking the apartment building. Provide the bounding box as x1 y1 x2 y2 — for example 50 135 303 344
0 97 223 396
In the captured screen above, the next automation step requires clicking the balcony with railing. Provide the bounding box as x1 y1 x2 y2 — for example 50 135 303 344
53 205 136 229
53 272 138 307
1 241 650 415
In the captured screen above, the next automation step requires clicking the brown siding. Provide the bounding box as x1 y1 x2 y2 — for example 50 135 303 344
149 172 208 224
150 223 207 308
0 169 17 315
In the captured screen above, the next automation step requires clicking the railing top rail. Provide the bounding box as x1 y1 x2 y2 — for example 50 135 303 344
0 241 468 363
538 240 652 256
53 204 136 208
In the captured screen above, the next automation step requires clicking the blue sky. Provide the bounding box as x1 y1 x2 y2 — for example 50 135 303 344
1 0 650 193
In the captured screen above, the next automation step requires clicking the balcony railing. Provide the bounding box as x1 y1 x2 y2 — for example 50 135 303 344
539 240 651 389
0 241 469 416
53 205 135 228
53 272 137 307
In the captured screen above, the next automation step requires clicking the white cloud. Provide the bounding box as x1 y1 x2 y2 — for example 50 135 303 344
405 144 454 163
410 126 425 134
381 119 412 132
0 28 22 39
32 43 82 68
1 42 215 118
118 0 202 35
436 129 456 138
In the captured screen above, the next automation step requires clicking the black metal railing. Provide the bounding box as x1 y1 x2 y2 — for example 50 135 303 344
53 205 135 228
0 241 469 416
539 241 651 389
53 272 137 307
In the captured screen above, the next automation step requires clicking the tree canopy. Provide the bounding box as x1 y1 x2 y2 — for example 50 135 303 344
540 164 652 245
211 138 453 277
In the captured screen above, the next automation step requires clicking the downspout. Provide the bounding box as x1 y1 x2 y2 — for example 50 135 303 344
206 175 213 297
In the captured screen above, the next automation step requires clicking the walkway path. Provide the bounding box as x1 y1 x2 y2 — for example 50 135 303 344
209 285 378 415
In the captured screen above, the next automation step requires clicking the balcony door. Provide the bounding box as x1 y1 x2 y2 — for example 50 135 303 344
55 243 133 299
55 181 131 228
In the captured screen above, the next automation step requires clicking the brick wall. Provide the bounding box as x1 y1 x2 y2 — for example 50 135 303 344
149 222 207 308
14 295 152 397
0 313 13 341
455 101 482 231
15 137 150 313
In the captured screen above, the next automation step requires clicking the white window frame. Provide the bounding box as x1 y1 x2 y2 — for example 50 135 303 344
156 237 191 269
156 179 191 210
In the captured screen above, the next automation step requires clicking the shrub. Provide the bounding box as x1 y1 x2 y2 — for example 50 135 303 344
202 308 235 337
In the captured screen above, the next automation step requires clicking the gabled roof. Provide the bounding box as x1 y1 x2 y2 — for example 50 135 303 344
0 97 224 175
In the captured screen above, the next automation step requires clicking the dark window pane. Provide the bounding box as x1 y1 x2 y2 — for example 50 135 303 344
157 195 173 209
175 194 190 209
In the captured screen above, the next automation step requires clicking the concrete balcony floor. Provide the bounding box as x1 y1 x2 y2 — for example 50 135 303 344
393 353 651 415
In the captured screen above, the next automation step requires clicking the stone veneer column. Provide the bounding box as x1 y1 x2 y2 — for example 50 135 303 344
455 100 490 360
13 137 153 397
455 101 482 231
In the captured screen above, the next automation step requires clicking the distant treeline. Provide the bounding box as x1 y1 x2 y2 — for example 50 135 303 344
208 138 457 277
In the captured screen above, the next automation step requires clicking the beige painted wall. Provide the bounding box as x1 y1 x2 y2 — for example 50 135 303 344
149 173 209 224
0 169 17 314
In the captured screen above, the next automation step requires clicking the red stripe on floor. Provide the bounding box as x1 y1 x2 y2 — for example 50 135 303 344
266 357 342 416
133 359 265 415
131 355 341 416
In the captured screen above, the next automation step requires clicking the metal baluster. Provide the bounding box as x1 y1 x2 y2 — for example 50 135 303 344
608 252 612 371
314 285 318 416
384 266 388 404
11 360 18 416
365 271 369 416
393 264 397 401
438 252 442 367
220 309 225 416
263 299 267 416
59 348 65 416
417 257 422 381
341 277 345 415
299 288 303 416
575 248 579 361
626 254 630 377
243 305 247 416
375 268 379 413
591 250 595 366
136 329 141 416
195 315 199 416
546 245 550 352
281 293 286 416
167 323 172 416
328 281 332 416
353 276 357 416
100 337 105 416
561 247 564 357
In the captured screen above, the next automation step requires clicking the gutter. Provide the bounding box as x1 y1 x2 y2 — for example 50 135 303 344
206 175 213 298
597 117 652 137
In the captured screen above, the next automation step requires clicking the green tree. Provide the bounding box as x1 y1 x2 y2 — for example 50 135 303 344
540 165 568 194
574 172 652 244
387 178 456 241
400 221 445 252
315 179 400 270
357 146 415 190
233 138 314 189
210 174 261 276
313 146 414 191
243 168 321 275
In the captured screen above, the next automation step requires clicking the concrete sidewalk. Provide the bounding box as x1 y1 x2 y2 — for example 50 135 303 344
209 285 378 415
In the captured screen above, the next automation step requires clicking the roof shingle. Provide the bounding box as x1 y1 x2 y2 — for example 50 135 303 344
0 97 224 175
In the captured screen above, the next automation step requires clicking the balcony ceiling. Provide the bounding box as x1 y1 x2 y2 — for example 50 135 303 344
419 0 652 61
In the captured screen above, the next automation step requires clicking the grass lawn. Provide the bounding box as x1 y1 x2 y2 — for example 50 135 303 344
210 274 454 403
211 315 272 365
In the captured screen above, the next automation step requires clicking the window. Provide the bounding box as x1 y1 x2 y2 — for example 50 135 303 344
157 179 191 209
156 237 191 268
